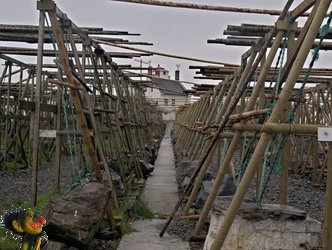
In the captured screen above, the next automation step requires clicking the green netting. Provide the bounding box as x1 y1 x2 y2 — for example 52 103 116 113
257 11 332 203
44 9 84 187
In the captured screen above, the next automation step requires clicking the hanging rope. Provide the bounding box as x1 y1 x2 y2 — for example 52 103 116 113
44 10 83 187
62 21 84 186
257 11 332 203
235 25 290 183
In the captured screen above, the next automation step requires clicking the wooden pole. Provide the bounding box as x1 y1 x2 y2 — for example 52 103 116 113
45 1 118 229
323 143 332 249
93 39 237 67
186 93 212 160
46 3 103 183
31 7 45 206
54 84 62 192
193 30 284 236
182 50 257 215
161 10 276 233
279 19 296 205
87 46 119 208
3 61 12 171
111 0 310 16
210 0 330 248
323 83 332 248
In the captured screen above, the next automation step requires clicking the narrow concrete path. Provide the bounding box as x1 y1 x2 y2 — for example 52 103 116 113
118 122 190 250
142 121 179 215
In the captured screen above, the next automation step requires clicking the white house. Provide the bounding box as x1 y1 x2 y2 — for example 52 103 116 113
144 65 189 121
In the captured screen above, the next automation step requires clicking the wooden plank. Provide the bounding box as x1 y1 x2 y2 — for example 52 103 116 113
39 129 57 138
19 100 57 113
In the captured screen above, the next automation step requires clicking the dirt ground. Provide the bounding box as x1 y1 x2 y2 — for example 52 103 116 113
0 159 327 250
164 170 326 250
0 158 73 210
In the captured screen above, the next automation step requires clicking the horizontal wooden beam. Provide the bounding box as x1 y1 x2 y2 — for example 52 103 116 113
1 23 135 36
0 46 152 58
94 38 238 66
19 100 57 113
111 0 310 16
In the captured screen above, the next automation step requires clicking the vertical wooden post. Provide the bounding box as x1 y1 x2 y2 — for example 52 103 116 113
279 108 291 205
14 66 23 163
183 50 257 215
181 96 207 161
182 139 217 214
46 3 103 183
323 140 332 249
3 61 12 171
54 85 62 191
186 91 212 157
43 1 118 229
86 46 119 208
193 32 283 234
189 85 225 161
100 56 128 191
322 76 332 250
31 6 45 206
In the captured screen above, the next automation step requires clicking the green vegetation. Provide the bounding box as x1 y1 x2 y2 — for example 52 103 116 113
0 188 70 248
0 231 20 250
154 213 168 219
3 161 23 171
132 199 154 219
120 221 135 234
107 197 155 238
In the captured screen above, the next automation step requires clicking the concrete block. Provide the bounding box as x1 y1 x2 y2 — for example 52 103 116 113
204 203 322 250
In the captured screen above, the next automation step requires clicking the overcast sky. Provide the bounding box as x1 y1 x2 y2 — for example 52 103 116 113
0 0 329 85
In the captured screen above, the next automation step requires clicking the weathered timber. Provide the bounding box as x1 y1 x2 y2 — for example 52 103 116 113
111 0 310 16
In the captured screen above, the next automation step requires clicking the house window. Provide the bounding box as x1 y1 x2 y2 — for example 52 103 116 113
150 87 153 92
164 99 168 106
172 99 175 106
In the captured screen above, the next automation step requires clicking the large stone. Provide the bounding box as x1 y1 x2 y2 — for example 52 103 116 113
139 159 154 178
42 240 79 250
193 175 237 209
175 160 199 186
204 202 322 250
42 182 112 249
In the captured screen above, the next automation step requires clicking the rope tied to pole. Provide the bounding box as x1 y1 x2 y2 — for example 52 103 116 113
45 11 85 187
236 16 293 185
257 11 332 204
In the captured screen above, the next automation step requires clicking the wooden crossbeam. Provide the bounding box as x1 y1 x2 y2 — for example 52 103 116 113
111 0 310 16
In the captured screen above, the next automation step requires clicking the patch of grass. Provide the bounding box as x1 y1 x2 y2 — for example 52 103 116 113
34 189 64 212
120 221 135 234
4 161 21 171
110 199 154 236
154 213 168 219
0 188 71 249
132 199 155 219
99 219 111 232
0 230 20 250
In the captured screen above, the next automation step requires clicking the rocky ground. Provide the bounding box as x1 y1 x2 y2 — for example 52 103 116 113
246 170 326 222
0 158 327 250
0 158 73 210
164 169 326 250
